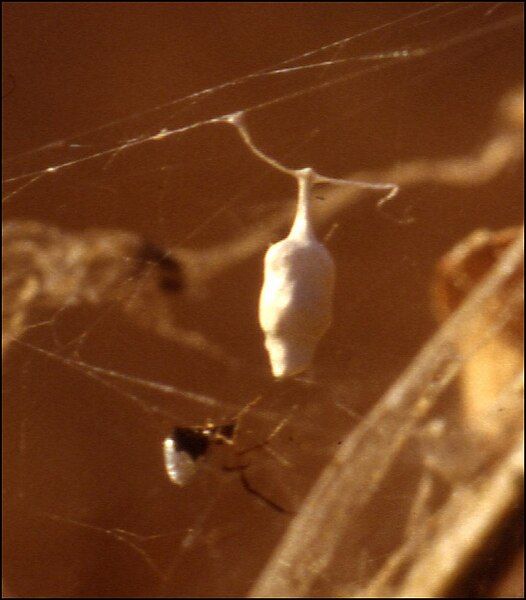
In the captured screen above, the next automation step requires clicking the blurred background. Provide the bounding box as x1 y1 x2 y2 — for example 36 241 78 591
3 3 524 597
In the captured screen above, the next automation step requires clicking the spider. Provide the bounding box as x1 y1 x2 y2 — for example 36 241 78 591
163 396 295 513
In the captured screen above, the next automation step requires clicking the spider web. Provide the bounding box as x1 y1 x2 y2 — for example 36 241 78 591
3 3 524 597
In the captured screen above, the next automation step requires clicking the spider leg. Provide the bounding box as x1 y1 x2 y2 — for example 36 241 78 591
238 470 292 515
230 394 263 443
236 404 298 462
222 463 291 513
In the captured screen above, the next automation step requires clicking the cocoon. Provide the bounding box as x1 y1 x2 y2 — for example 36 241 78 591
259 169 335 378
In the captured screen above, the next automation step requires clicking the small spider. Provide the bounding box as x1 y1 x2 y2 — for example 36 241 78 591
163 397 294 513
163 421 236 487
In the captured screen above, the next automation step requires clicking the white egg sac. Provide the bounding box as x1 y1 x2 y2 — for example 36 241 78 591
259 176 335 378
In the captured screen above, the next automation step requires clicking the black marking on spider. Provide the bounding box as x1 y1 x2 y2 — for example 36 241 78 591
172 421 236 460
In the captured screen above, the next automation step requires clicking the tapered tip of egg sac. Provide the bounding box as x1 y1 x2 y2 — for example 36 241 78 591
265 336 315 379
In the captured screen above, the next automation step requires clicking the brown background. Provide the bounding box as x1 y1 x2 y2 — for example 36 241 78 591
3 3 524 597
